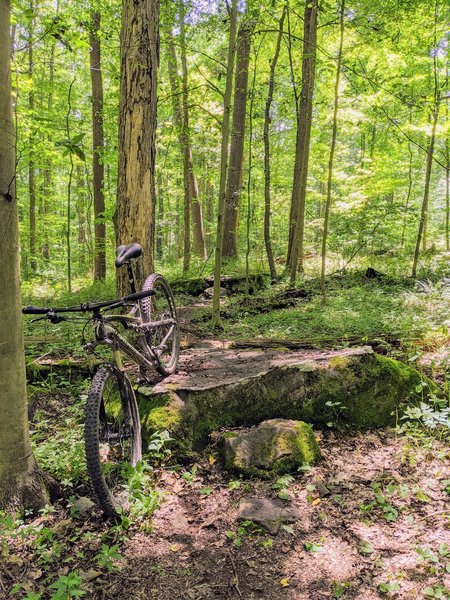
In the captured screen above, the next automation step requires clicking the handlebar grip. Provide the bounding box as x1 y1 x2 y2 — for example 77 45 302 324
23 305 50 314
123 290 156 302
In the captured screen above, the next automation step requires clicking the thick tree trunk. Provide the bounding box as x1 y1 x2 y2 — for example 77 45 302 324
89 11 106 281
320 0 345 294
212 0 238 325
288 0 318 283
222 18 254 258
263 7 286 281
114 0 159 295
0 0 52 514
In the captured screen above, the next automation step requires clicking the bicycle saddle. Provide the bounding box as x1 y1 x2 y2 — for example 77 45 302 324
115 243 142 267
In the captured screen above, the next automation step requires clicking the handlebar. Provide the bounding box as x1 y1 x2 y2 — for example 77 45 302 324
23 289 155 316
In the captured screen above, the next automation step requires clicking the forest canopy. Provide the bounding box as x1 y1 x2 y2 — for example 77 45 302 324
10 0 449 291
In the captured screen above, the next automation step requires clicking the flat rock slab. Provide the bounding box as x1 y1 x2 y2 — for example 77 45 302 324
136 346 426 451
237 497 301 535
149 346 371 393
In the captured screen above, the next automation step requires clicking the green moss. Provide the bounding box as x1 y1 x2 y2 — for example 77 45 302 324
223 419 321 477
170 277 206 296
137 352 435 460
137 392 182 435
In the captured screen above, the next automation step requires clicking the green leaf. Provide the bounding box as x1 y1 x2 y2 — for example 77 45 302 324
277 489 290 500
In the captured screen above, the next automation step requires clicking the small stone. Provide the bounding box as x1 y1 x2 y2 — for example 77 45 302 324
80 569 103 582
203 286 229 299
237 497 301 535
73 496 95 515
222 419 321 477
51 518 73 535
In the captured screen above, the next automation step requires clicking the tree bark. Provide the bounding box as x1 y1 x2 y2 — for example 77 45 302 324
288 0 318 283
411 107 439 277
222 18 254 258
412 11 440 278
212 0 238 325
114 0 159 295
320 0 345 295
263 6 286 281
167 26 206 270
446 63 449 251
42 27 57 262
156 171 164 259
89 11 106 281
28 1 36 272
76 165 87 272
0 0 52 514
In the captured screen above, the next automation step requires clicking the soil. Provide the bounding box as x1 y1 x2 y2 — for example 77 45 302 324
2 429 449 600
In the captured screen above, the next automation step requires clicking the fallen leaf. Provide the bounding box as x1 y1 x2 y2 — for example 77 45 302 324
280 578 289 587
170 543 181 552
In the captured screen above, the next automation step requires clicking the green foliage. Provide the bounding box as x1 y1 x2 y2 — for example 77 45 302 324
31 402 87 489
146 429 173 465
94 544 122 572
48 572 86 599
271 475 295 500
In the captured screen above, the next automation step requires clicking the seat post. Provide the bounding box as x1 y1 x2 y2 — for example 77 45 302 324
126 262 137 294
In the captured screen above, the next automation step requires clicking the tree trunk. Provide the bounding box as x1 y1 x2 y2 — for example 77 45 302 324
180 17 206 261
66 80 75 293
156 171 164 259
114 0 159 295
287 0 318 283
263 6 286 281
320 0 345 294
446 65 449 251
412 13 440 278
167 25 206 270
89 11 106 281
76 166 87 272
222 18 254 258
411 107 439 277
212 0 238 325
400 115 413 249
28 1 36 272
0 0 53 514
42 27 56 262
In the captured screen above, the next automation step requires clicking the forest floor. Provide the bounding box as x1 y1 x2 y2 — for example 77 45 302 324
4 260 450 600
2 416 449 600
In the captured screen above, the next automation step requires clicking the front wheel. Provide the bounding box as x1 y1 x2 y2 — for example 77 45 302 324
85 367 142 517
140 274 180 376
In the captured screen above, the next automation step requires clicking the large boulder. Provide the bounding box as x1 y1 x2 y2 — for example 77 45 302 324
222 419 321 477
136 346 431 454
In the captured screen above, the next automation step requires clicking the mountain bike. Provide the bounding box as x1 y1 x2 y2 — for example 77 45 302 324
23 243 180 517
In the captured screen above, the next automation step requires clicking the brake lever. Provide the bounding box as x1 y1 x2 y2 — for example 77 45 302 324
31 316 47 323
31 312 66 324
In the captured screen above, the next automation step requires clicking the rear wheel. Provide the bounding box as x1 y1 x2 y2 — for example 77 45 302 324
140 274 179 376
85 367 142 517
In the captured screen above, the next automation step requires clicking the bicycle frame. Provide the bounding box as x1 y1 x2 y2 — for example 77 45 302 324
90 312 176 375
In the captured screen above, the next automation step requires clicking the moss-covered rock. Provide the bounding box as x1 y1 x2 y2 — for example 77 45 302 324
136 347 435 456
169 277 207 296
222 419 321 477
